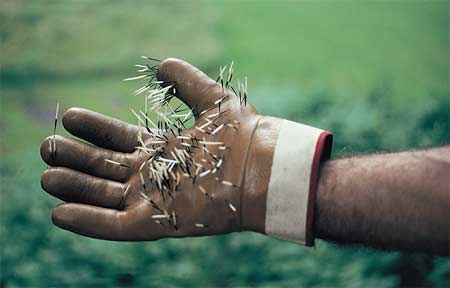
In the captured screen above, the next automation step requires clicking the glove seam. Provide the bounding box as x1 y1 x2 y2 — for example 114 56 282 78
238 115 263 231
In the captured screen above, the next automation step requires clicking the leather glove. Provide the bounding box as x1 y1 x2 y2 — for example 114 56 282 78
40 58 332 245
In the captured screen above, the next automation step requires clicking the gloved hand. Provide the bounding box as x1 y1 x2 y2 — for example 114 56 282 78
40 58 332 244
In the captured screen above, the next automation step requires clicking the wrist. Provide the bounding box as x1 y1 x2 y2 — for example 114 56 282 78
241 116 282 233
242 116 333 246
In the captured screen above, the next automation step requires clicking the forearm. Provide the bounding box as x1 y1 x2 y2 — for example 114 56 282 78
314 146 450 255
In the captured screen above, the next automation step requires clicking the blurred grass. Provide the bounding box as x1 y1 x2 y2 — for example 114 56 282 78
1 1 449 287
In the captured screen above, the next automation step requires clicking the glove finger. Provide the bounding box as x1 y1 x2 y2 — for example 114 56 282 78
52 202 167 240
51 203 130 240
157 58 229 117
41 167 127 209
40 135 132 182
62 107 141 153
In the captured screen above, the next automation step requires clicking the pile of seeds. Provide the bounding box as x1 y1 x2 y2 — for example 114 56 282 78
121 57 249 229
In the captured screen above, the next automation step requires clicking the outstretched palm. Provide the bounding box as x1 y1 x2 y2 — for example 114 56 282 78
41 58 264 240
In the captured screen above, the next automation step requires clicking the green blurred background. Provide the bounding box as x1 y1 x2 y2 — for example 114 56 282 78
1 0 449 287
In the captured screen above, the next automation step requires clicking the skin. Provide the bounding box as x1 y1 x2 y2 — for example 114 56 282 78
314 147 450 256
40 58 449 255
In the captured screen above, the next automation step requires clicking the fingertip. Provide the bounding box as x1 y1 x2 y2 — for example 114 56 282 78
51 203 74 230
159 57 181 66
156 58 222 115
52 202 90 232
40 136 52 164
41 135 65 165
40 168 51 191
40 135 66 166
62 107 84 132
41 167 74 200
157 58 182 78
157 58 186 87
51 203 129 240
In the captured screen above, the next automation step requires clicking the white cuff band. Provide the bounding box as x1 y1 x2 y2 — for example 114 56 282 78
265 119 332 245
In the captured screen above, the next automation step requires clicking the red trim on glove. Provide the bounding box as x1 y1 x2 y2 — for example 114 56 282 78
305 131 333 246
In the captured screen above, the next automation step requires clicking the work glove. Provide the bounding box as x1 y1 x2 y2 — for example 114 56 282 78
40 58 332 245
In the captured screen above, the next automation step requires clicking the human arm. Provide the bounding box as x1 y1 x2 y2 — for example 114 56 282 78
314 147 450 256
40 58 449 255
240 117 449 255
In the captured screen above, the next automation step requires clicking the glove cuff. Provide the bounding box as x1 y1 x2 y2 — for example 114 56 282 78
265 119 332 246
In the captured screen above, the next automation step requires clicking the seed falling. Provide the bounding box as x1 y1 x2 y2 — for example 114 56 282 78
105 159 130 168
139 161 146 171
176 135 191 140
197 140 224 146
226 201 237 212
119 184 131 208
195 126 206 133
222 180 233 187
199 169 211 177
211 123 225 135
140 192 162 212
198 185 213 199
53 102 59 146
48 138 53 153
135 146 155 155
139 171 146 191
152 214 170 219
215 177 239 188
141 56 162 62
123 74 151 81
172 211 177 227
49 102 60 162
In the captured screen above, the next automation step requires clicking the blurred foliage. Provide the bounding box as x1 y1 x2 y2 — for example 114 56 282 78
1 0 449 287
